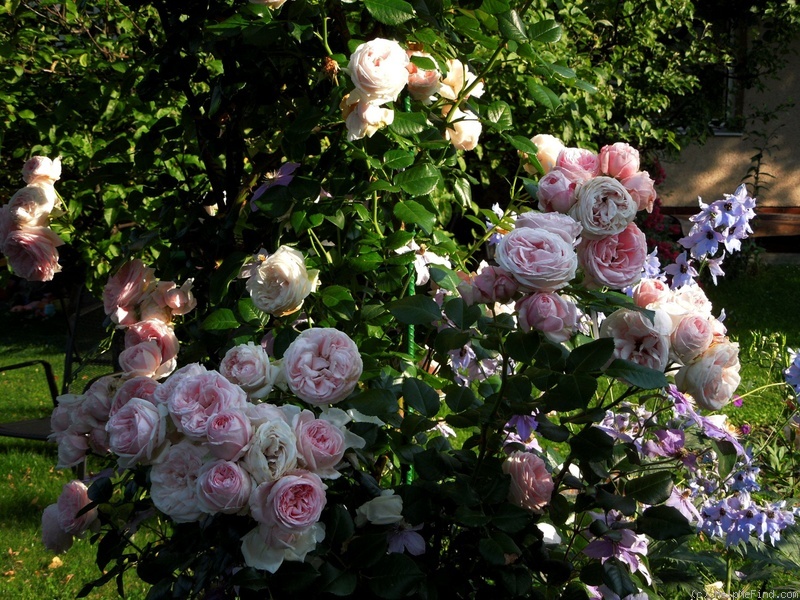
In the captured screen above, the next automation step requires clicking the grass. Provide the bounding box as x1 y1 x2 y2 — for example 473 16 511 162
0 262 798 599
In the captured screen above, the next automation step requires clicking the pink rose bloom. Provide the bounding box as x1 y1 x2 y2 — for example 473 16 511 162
110 376 161 417
406 51 440 102
444 106 482 151
537 167 577 213
22 155 62 185
0 205 16 245
516 292 579 344
196 459 253 515
671 315 714 365
458 264 519 306
168 370 248 440
675 340 741 411
555 147 600 182
205 409 253 461
621 171 657 213
56 431 89 469
599 142 640 180
107 397 168 468
293 410 346 479
599 308 672 372
57 480 98 536
88 426 109 455
3 226 63 281
81 375 121 423
118 340 170 379
569 176 638 239
41 504 73 553
250 470 327 532
152 362 207 405
243 419 298 484
514 211 583 245
149 440 207 523
579 223 648 290
530 134 565 174
162 279 197 316
502 451 554 513
125 319 180 364
343 99 395 142
347 38 409 105
494 219 579 292
631 278 671 309
103 259 156 326
7 182 57 227
219 342 280 399
283 328 363 405
246 402 293 429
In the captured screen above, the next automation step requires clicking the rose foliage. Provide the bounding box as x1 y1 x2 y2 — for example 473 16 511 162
1 0 798 599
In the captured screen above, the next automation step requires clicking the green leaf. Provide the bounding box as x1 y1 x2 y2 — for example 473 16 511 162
202 308 239 331
505 331 541 362
498 10 527 42
347 388 399 418
602 559 638 598
445 384 479 412
624 471 673 505
485 101 513 131
569 427 615 463
364 0 415 25
443 298 481 330
367 554 425 599
317 562 357 596
409 55 437 71
394 163 442 197
394 200 436 234
528 19 562 43
566 338 615 373
712 439 739 480
479 0 510 14
434 327 471 354
402 378 441 418
508 135 538 155
527 81 561 110
605 359 668 389
322 285 356 320
453 176 472 207
238 298 268 326
389 111 430 136
541 373 597 411
389 295 441 325
636 505 694 540
383 149 415 170
428 265 460 292
479 537 507 566
491 504 530 533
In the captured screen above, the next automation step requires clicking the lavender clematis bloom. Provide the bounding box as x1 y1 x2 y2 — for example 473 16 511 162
250 162 301 210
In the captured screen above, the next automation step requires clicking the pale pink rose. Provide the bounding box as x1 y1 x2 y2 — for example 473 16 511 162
118 340 164 378
125 319 180 363
243 420 298 484
7 183 57 227
22 156 61 185
103 259 156 326
516 292 579 343
205 409 253 461
50 402 75 437
88 426 109 455
494 221 579 292
42 504 73 553
675 340 741 411
671 284 714 318
621 171 657 213
282 328 363 405
514 211 583 245
569 176 638 239
56 432 89 469
293 410 346 479
220 342 280 399
406 51 440 101
631 278 671 309
579 223 648 290
438 58 484 101
149 440 207 523
555 147 600 182
246 402 294 429
444 106 481 151
167 370 248 440
246 245 319 317
537 168 578 213
530 134 565 174
671 315 714 365
57 480 98 535
162 279 197 316
599 308 672 372
241 522 325 574
196 459 253 515
110 376 161 417
152 362 207 405
599 142 640 180
502 451 554 513
355 491 403 526
344 100 395 142
107 397 168 468
81 375 122 423
2 226 63 282
458 264 519 306
249 470 327 532
0 205 16 245
347 38 409 105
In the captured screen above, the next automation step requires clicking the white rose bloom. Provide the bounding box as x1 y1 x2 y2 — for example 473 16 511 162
241 522 325 574
149 440 207 523
343 100 394 141
569 176 638 239
675 339 741 411
242 420 298 484
444 106 482 151
219 342 280 399
355 490 403 526
529 134 565 174
7 183 58 227
438 58 484 101
346 38 409 105
246 245 319 317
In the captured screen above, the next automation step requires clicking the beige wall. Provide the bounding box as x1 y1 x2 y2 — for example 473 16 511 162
659 40 800 209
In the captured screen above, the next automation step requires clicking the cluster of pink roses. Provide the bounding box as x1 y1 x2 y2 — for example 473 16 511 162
45 326 365 572
0 156 65 281
342 38 484 150
103 259 197 379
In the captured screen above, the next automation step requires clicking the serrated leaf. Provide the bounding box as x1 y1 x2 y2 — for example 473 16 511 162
202 308 239 331
528 19 562 43
347 388 399 417
383 149 415 170
389 111 430 136
409 55 437 71
394 163 441 197
508 135 538 155
527 81 561 110
485 101 513 131
479 0 510 14
498 10 527 42
363 0 415 25
393 200 436 234
453 176 472 207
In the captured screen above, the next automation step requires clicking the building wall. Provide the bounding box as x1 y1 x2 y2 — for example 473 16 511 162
659 40 800 209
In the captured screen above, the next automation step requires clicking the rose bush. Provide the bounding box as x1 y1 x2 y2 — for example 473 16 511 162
3 1 794 599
